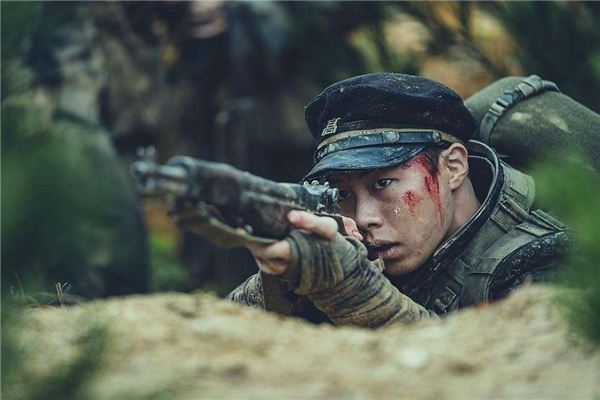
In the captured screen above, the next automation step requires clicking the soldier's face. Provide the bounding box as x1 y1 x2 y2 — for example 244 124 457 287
329 152 456 275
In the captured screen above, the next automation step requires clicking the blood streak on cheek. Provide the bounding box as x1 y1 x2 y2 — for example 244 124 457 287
401 190 420 214
403 154 443 224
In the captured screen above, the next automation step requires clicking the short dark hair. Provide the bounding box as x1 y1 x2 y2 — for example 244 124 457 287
419 146 445 175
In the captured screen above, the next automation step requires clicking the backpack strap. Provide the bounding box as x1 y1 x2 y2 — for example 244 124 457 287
479 75 560 144
430 259 467 314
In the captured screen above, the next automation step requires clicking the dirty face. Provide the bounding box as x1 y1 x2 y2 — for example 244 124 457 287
328 153 456 275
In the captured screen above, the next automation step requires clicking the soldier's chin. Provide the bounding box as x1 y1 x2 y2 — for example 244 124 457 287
383 257 420 276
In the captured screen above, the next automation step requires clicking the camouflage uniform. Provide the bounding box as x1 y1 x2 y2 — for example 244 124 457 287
227 141 569 327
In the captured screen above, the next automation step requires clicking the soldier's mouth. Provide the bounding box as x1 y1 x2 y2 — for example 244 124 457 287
366 243 400 260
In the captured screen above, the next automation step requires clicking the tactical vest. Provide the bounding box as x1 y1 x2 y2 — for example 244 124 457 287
421 141 567 314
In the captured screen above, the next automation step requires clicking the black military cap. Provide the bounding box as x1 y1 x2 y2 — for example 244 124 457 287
303 73 476 181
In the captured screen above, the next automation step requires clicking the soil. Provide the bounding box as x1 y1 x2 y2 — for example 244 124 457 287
14 285 600 400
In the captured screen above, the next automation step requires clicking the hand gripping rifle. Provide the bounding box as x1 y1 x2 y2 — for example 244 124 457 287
130 147 342 248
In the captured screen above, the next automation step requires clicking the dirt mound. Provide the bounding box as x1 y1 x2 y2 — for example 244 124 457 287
13 285 600 399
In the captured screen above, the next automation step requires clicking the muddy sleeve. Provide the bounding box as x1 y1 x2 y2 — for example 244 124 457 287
286 230 438 328
226 272 265 309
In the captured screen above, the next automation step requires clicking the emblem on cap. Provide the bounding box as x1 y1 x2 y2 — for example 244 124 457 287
321 118 341 137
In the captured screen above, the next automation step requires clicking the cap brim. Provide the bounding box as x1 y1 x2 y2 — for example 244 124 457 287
303 144 426 181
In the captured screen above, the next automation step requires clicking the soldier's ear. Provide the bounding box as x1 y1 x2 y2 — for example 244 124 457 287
442 143 469 190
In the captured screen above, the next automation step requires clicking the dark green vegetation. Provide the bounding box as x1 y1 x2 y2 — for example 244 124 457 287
2 2 148 302
494 2 600 112
534 160 600 343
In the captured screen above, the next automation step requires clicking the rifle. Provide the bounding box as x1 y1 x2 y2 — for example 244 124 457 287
130 147 342 248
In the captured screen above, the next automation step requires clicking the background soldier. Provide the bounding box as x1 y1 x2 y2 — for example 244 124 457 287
227 73 569 327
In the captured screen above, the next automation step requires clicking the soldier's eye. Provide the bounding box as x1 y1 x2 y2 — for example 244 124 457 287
373 179 392 191
337 189 352 202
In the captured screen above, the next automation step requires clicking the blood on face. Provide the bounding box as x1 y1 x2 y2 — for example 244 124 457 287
401 190 419 213
402 153 443 224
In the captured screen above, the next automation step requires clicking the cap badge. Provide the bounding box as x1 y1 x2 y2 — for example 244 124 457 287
321 118 341 137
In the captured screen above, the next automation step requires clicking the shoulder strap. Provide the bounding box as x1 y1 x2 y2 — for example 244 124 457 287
501 163 536 211
430 259 467 314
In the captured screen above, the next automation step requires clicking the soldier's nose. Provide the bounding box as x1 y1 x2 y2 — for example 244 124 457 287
354 202 384 231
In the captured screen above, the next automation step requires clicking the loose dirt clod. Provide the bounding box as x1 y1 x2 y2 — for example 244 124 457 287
15 285 600 399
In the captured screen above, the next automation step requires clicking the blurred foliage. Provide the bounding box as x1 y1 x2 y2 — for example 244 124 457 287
493 2 600 112
394 2 515 78
1 2 40 100
1 304 109 400
534 159 600 343
280 2 386 85
0 1 42 62
147 231 234 295
2 118 105 297
2 1 148 300
149 233 189 292
1 0 107 297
